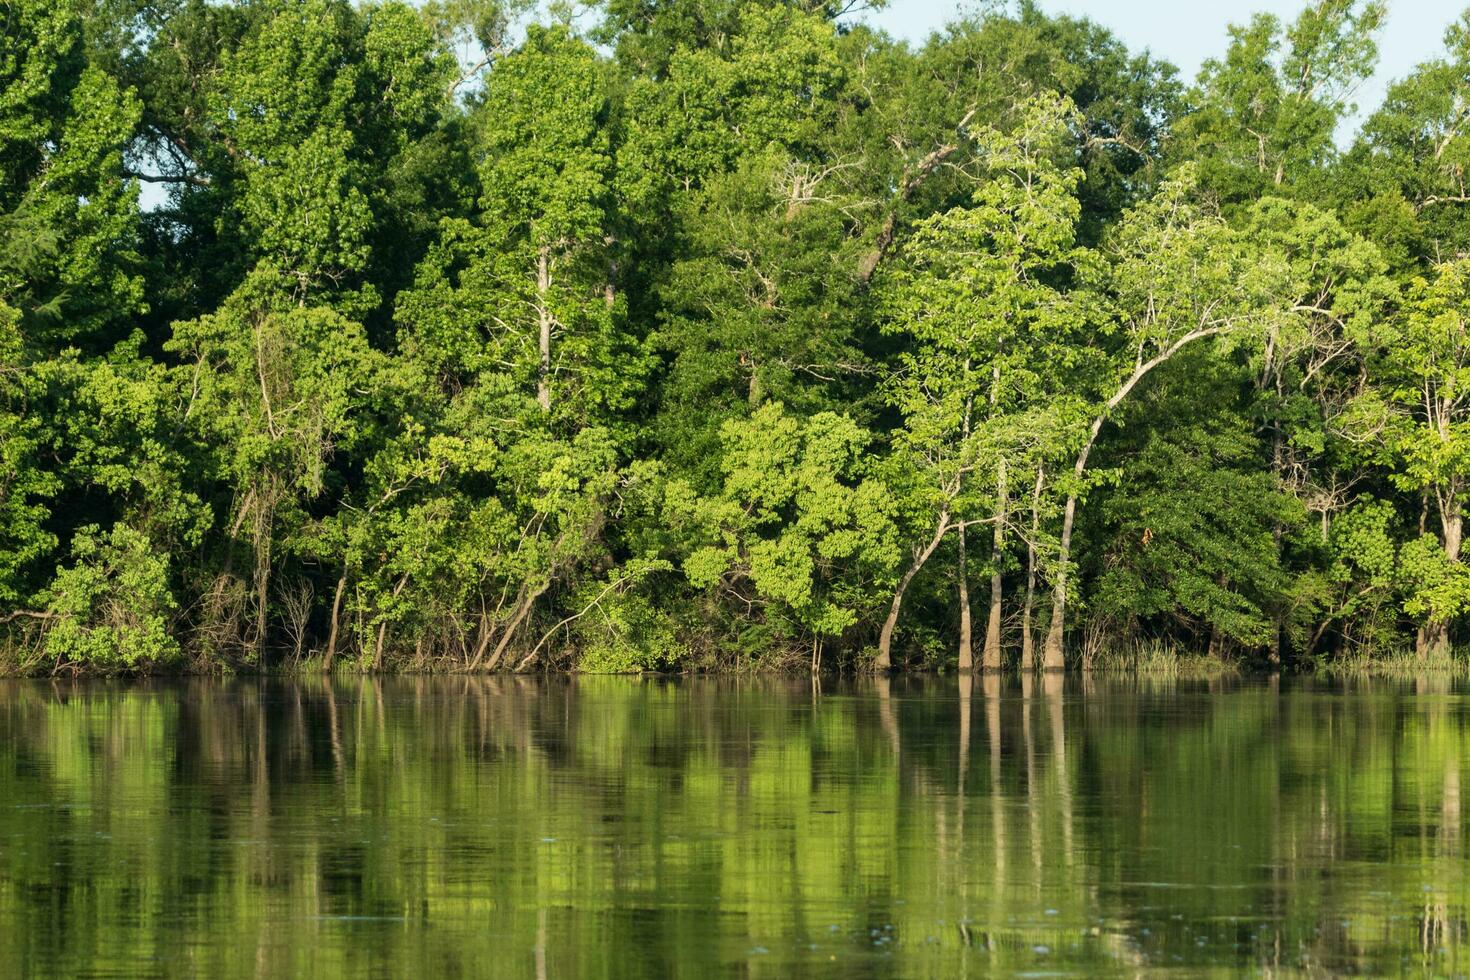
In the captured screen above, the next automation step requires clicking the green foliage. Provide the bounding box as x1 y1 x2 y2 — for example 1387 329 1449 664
679 403 899 644
1398 533 1470 628
1092 412 1300 647
5 0 1470 672
1175 0 1385 204
38 523 180 667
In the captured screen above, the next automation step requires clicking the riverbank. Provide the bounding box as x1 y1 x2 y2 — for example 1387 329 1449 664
6 648 1466 679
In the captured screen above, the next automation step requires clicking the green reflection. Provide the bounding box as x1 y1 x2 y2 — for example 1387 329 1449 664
1 676 1468 977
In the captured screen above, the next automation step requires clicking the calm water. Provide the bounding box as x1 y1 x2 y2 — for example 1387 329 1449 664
1 675 1468 977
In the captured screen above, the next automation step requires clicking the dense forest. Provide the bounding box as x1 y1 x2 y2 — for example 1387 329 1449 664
4 0 1470 673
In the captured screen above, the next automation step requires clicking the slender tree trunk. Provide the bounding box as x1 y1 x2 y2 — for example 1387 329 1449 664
484 583 548 672
983 458 1007 670
1267 423 1285 664
536 246 552 413
372 573 409 671
957 382 975 671
1021 466 1043 671
957 523 973 671
1042 490 1077 670
1448 502 1463 564
1042 326 1227 671
1420 495 1462 660
323 569 348 672
877 510 951 670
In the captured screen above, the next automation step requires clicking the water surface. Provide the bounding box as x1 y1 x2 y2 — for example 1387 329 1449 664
1 674 1468 976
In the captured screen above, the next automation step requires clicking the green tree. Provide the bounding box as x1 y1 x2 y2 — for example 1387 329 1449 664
1176 0 1385 204
1041 167 1281 668
679 402 898 661
875 95 1084 670
1372 260 1470 657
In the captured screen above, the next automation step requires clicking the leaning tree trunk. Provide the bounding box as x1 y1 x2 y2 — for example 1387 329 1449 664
322 569 348 672
876 510 952 670
1042 325 1229 671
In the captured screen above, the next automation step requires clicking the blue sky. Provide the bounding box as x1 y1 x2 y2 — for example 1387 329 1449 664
865 0 1467 132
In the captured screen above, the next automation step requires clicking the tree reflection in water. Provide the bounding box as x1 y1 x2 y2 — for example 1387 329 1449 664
0 674 1466 976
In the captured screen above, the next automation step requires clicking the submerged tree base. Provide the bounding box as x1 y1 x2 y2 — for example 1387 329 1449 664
11 634 1466 679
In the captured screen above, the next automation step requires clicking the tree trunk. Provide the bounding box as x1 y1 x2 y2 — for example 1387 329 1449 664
323 569 348 673
956 378 974 671
372 573 409 671
1041 489 1077 670
1420 497 1463 660
982 458 1007 670
1021 466 1043 670
1042 325 1228 671
536 246 552 413
876 510 951 670
1446 501 1462 566
484 583 547 672
957 523 973 671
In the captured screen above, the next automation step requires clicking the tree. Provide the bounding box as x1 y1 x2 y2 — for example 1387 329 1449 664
475 24 621 417
167 271 383 659
678 402 898 660
876 95 1084 670
1176 0 1385 204
1372 260 1470 658
1041 167 1281 668
1343 12 1470 269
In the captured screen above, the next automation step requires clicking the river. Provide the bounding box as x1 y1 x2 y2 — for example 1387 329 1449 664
1 674 1466 976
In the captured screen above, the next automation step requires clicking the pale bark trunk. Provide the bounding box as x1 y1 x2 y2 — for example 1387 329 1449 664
956 377 974 671
372 573 409 671
982 458 1007 670
536 246 552 413
1041 489 1077 670
876 510 951 670
484 583 547 671
323 569 348 672
1042 326 1227 670
1021 466 1043 670
957 523 973 671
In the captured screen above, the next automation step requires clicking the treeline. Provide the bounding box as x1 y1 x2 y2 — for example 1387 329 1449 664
3 0 1470 673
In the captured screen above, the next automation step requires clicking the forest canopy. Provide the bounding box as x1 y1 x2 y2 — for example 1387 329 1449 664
3 0 1469 673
